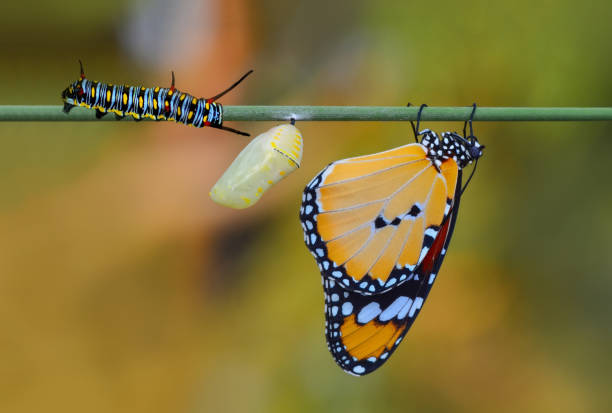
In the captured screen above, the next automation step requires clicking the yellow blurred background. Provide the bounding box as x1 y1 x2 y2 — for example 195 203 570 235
1 0 611 412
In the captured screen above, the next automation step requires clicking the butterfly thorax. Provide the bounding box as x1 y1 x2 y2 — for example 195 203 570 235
419 129 483 169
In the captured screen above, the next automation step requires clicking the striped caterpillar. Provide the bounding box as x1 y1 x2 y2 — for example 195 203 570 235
61 61 252 136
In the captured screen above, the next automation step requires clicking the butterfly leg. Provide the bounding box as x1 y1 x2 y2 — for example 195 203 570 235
460 103 480 195
415 104 428 138
463 103 477 138
406 103 428 142
407 103 418 143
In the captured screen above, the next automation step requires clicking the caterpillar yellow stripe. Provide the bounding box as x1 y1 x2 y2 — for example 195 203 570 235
210 123 304 209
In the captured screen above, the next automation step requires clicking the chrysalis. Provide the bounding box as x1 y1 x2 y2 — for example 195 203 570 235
210 123 303 208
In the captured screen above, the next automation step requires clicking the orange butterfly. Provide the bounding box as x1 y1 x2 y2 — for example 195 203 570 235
300 104 484 375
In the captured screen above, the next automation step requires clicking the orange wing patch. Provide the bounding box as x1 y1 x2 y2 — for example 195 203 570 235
317 159 430 211
340 315 405 360
321 145 426 185
301 143 459 295
343 225 395 280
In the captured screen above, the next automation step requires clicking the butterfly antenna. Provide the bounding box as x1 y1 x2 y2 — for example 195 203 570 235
207 69 254 102
461 157 479 195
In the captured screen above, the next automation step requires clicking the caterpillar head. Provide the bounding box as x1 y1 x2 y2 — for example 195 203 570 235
61 78 86 106
62 60 87 110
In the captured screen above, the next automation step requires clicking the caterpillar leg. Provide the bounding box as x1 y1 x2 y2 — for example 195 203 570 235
63 102 75 114
114 114 125 120
95 109 108 119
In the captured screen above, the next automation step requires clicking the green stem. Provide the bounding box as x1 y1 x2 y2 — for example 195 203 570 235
1 105 612 121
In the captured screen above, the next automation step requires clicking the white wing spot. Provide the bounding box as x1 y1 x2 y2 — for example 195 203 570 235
341 302 353 316
385 277 397 288
397 298 414 320
357 302 382 324
379 296 411 322
408 296 424 318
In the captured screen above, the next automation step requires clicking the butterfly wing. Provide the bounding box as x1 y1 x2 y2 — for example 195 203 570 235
323 171 462 375
301 143 458 295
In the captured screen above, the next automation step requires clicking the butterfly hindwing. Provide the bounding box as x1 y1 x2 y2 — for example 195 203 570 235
300 144 459 295
323 172 462 376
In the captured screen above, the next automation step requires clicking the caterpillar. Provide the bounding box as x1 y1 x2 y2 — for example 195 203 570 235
210 121 303 209
62 61 252 136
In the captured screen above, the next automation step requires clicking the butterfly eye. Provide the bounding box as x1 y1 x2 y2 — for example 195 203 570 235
210 123 303 209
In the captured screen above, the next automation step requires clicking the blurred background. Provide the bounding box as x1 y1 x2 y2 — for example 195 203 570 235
1 0 612 412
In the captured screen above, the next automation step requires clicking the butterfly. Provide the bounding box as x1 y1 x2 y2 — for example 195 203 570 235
300 104 484 375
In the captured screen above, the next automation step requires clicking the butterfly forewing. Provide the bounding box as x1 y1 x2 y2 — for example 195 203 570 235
301 143 459 295
323 174 461 375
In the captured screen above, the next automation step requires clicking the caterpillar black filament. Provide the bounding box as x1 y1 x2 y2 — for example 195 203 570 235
62 61 252 136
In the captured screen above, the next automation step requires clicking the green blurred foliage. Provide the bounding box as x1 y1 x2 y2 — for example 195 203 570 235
1 0 611 412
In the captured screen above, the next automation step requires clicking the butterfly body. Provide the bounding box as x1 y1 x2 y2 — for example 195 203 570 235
300 124 483 375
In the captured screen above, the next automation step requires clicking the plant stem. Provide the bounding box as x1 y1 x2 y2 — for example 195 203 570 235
1 105 612 122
